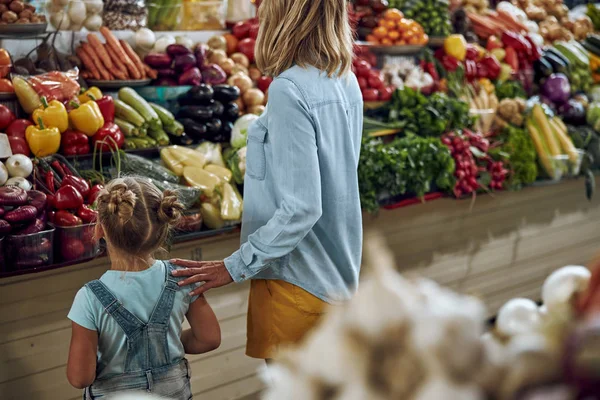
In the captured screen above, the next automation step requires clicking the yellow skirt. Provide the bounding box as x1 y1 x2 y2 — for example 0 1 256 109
246 279 328 359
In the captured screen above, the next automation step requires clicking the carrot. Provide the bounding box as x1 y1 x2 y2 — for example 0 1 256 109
105 44 128 77
100 27 141 80
76 47 101 80
144 64 158 79
120 40 147 79
88 34 127 80
81 42 111 81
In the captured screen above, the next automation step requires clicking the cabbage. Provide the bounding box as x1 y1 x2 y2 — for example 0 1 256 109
586 101 600 131
231 114 259 148
228 146 247 184
196 142 225 167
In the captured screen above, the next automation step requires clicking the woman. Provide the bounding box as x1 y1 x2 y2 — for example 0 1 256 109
172 0 363 360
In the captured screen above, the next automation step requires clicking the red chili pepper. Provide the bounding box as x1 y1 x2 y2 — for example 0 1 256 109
505 47 519 72
45 171 55 194
95 96 115 123
51 160 66 178
61 130 90 157
426 62 439 81
92 122 125 152
61 162 72 176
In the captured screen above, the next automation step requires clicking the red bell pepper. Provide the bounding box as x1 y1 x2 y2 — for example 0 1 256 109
480 55 501 80
54 185 84 210
61 130 90 156
61 175 90 198
77 205 98 223
464 59 477 81
92 122 124 152
501 32 531 57
95 96 115 123
442 55 460 72
54 210 82 226
524 35 542 61
87 184 104 205
465 45 478 61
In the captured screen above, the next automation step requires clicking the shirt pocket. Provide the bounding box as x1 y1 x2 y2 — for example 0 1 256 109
246 121 267 181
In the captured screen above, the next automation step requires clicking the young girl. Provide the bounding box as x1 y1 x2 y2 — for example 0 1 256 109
67 177 221 399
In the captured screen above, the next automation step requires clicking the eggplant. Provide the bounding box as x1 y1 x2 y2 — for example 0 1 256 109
195 43 209 68
144 53 173 69
223 102 240 121
206 118 222 135
185 84 214 103
209 100 225 118
171 132 195 146
558 99 586 126
180 118 208 139
545 47 571 68
213 85 240 103
178 67 202 86
543 52 568 74
174 54 197 73
166 44 192 57
219 121 233 141
4 205 37 224
0 186 27 207
534 57 553 79
178 105 213 121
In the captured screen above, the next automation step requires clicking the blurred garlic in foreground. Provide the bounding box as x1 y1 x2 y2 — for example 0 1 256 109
542 265 591 317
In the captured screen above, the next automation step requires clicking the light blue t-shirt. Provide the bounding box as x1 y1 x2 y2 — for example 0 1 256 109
68 261 199 379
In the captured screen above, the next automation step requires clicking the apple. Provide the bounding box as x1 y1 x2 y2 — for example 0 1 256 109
257 76 273 93
354 59 371 78
232 21 250 40
357 76 368 91
6 119 32 139
379 86 393 101
249 23 259 40
366 69 384 89
362 88 379 102
237 38 256 63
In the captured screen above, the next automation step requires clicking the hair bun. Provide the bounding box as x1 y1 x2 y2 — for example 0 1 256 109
158 190 184 225
106 182 137 222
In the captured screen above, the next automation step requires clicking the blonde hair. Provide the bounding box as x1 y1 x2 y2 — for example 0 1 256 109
96 177 184 256
255 0 354 77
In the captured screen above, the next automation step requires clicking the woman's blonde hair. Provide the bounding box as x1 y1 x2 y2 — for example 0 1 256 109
96 177 184 256
255 0 354 77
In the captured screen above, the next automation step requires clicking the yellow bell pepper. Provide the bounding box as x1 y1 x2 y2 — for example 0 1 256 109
32 97 69 133
69 100 105 137
591 54 600 83
444 34 467 61
78 87 103 103
26 118 61 157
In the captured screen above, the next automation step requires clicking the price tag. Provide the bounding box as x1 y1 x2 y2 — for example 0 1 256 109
0 133 12 159
190 247 203 261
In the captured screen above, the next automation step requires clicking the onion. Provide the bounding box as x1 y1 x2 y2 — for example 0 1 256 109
231 53 250 68
228 73 253 94
83 14 102 31
209 49 228 65
231 64 249 76
243 88 265 107
153 35 176 54
6 177 32 191
6 155 33 178
0 162 7 186
542 265 591 314
134 28 156 51
85 0 103 14
67 0 86 25
496 298 541 337
176 35 194 50
248 67 262 82
219 58 235 74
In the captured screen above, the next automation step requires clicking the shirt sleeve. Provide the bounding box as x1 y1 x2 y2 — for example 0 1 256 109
67 287 97 331
224 77 322 282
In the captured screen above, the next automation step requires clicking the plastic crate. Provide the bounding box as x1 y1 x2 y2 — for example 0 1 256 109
134 86 191 110
6 228 55 270
52 223 100 263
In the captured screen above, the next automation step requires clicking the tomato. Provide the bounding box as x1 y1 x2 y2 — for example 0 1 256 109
354 59 371 78
61 238 85 261
0 104 16 130
362 88 379 102
0 49 10 66
237 38 256 63
357 76 368 90
6 119 32 138
232 21 250 40
368 74 384 90
379 86 393 101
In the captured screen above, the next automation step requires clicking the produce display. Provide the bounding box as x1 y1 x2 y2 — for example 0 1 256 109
0 0 46 26
364 8 430 46
47 0 103 31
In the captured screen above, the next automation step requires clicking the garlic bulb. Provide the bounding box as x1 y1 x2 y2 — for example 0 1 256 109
496 298 541 337
542 265 591 315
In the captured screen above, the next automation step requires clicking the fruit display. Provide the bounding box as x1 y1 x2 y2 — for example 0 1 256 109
403 0 452 37
352 0 390 41
365 8 429 46
353 58 394 102
0 0 46 26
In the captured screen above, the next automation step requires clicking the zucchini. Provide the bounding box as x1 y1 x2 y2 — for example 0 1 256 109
121 153 179 183
118 87 162 129
114 117 139 137
115 99 146 128
148 127 170 146
150 102 176 127
554 42 587 67
164 120 184 137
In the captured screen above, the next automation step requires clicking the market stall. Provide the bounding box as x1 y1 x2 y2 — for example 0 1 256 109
0 0 600 398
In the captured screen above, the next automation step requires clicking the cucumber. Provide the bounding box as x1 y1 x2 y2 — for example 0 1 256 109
118 87 162 130
121 153 179 183
150 102 176 127
115 99 146 128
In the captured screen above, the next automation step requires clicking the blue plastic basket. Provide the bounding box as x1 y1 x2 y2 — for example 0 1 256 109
133 86 192 110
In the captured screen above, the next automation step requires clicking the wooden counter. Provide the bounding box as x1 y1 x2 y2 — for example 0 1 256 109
1 178 599 399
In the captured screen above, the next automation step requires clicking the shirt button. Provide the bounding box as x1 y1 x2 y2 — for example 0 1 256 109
241 274 246 279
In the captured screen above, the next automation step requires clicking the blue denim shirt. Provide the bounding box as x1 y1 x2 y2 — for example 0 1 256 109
224 66 363 303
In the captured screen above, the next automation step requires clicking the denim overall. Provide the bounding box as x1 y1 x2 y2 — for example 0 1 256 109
84 263 192 400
